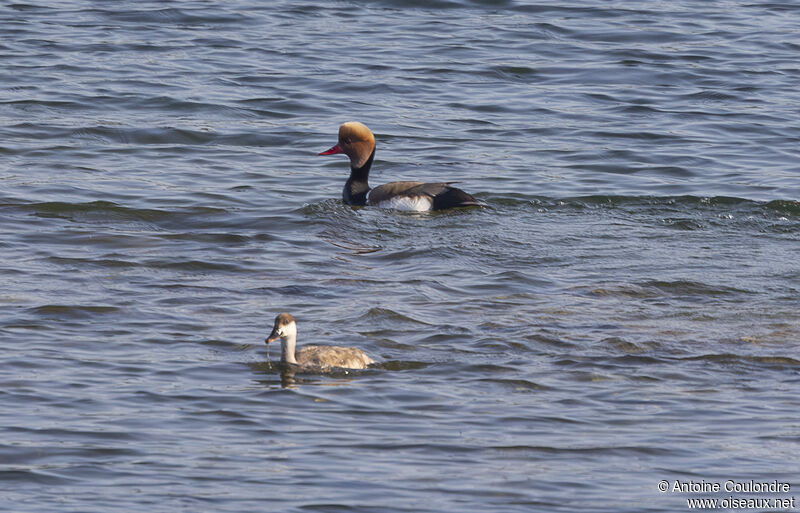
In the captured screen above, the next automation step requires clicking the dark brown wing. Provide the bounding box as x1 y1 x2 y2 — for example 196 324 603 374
367 181 425 205
368 181 483 210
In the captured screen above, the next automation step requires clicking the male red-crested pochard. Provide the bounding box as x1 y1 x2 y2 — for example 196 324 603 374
266 312 375 370
319 122 484 211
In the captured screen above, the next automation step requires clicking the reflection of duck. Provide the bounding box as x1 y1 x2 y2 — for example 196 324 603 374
266 313 374 370
319 122 484 211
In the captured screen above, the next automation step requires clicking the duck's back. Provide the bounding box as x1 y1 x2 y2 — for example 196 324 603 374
368 181 482 211
296 345 374 370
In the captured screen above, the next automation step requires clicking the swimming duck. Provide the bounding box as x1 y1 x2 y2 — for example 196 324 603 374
266 312 374 370
319 122 483 211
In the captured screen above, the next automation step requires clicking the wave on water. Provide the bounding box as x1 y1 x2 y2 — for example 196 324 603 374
2 2 800 511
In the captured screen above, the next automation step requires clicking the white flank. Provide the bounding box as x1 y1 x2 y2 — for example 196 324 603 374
378 196 433 212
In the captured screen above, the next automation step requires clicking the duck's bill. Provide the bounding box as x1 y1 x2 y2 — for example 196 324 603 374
318 144 343 156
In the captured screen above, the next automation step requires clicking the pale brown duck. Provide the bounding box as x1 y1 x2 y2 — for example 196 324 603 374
266 313 375 370
319 122 484 211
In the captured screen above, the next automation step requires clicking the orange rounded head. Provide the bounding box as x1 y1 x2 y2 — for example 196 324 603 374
318 122 376 169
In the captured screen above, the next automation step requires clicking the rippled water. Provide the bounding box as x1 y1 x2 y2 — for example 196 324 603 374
2 1 799 512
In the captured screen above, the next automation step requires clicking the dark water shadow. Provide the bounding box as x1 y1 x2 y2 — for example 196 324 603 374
248 359 430 388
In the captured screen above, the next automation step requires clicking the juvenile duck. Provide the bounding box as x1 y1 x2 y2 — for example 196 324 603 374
266 313 374 370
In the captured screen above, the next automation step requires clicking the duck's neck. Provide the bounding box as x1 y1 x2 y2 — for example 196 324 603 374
280 334 298 365
343 149 374 206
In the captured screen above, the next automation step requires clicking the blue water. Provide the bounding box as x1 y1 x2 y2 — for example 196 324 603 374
1 2 799 512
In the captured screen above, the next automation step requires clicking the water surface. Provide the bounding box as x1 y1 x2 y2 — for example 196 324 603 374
1 1 799 512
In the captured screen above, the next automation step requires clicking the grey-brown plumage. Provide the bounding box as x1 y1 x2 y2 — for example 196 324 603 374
368 181 482 210
319 122 484 210
266 312 374 370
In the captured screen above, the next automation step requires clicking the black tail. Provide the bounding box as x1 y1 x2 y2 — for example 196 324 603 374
432 186 485 210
